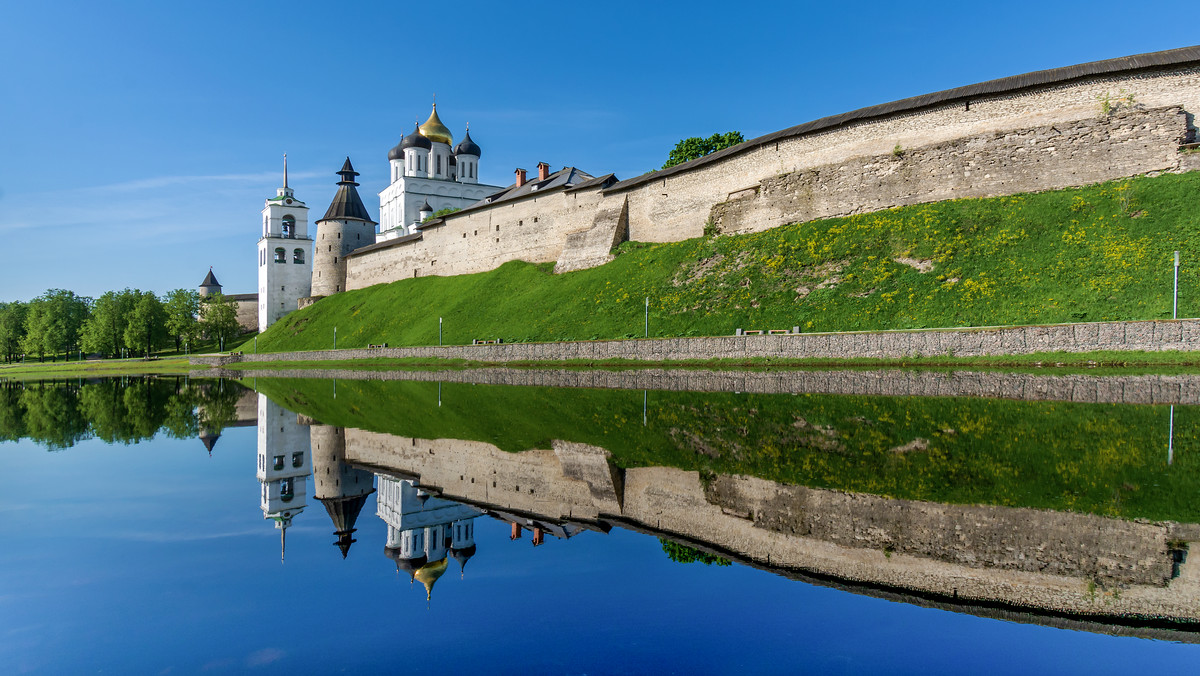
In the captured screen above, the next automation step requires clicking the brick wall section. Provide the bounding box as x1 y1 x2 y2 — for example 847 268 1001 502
193 317 1200 366
197 366 1200 406
612 68 1200 244
711 106 1188 235
345 185 608 290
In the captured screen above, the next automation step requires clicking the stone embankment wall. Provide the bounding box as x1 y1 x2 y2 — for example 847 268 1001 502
344 183 610 290
337 53 1200 290
193 317 1200 366
340 428 1200 629
206 366 1200 406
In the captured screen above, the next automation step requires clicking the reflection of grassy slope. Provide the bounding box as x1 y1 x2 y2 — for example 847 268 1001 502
254 378 1200 522
250 173 1200 352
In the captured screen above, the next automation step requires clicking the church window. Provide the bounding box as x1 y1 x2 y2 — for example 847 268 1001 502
292 452 303 468
280 477 294 502
437 155 441 174
293 248 304 264
274 248 286 263
273 455 284 470
282 215 295 238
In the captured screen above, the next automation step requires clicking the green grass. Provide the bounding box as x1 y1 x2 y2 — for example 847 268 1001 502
0 357 194 379
250 172 1200 352
251 377 1200 523
222 349 1200 376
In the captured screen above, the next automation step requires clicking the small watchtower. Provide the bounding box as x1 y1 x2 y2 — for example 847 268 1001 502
310 158 377 297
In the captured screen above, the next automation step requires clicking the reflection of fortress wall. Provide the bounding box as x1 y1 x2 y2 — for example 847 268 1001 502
341 428 1200 626
345 430 616 521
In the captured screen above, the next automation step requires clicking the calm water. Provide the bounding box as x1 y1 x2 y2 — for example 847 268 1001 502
1 375 1198 674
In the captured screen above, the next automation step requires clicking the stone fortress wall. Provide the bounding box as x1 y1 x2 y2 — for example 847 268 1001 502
338 427 1200 632
340 47 1200 292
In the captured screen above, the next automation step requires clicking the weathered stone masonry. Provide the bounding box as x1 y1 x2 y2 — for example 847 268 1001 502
338 48 1200 290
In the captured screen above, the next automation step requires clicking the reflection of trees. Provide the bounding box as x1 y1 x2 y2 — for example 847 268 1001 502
0 378 247 450
19 382 88 450
659 538 731 566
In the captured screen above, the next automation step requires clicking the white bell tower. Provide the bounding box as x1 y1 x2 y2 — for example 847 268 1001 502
258 155 312 332
256 393 312 562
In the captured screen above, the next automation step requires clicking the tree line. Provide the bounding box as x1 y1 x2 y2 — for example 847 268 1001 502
0 377 247 449
0 288 243 362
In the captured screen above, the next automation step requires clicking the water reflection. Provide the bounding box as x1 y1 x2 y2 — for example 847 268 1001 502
244 377 1200 639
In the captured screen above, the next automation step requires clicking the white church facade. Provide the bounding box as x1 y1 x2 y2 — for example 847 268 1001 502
377 105 503 241
257 158 313 332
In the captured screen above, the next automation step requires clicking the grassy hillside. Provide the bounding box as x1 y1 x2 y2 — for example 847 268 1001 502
250 172 1200 352
252 377 1200 522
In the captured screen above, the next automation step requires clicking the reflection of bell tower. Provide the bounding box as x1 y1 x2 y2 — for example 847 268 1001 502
256 394 312 561
311 425 375 558
376 476 481 600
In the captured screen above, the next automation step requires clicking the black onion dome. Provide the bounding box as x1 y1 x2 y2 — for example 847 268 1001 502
401 123 432 150
454 130 481 158
385 547 427 571
387 142 405 161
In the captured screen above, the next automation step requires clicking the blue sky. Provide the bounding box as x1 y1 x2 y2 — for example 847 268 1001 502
0 1 1195 303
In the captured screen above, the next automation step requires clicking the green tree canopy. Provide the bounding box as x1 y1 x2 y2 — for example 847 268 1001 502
123 290 168 358
21 289 90 361
0 302 29 363
200 292 240 352
662 131 745 169
163 288 201 351
82 289 136 358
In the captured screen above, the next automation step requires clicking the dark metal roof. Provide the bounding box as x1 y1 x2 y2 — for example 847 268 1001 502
606 45 1200 194
200 269 220 287
401 123 432 150
565 173 617 192
454 130 481 157
319 158 376 223
225 293 258 302
344 232 422 259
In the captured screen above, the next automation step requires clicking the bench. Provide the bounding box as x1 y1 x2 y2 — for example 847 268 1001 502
736 327 802 336
472 339 503 345
368 343 389 349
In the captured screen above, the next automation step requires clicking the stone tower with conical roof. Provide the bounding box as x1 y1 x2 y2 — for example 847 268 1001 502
310 158 378 298
310 424 375 558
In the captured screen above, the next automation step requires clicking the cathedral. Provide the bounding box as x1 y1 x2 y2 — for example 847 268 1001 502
378 104 504 240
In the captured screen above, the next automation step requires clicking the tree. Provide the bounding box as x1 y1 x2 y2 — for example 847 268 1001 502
123 290 168 358
21 289 90 362
82 289 136 358
662 131 745 169
0 302 28 363
659 538 731 566
163 288 201 352
200 292 240 352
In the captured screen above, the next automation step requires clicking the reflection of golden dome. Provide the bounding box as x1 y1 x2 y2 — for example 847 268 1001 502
414 556 449 600
419 105 453 146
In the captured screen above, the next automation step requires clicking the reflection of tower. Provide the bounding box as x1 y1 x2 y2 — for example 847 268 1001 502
311 425 375 558
256 394 311 561
376 476 481 600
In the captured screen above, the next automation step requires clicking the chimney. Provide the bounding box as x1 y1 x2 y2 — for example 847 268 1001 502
537 161 550 181
514 167 527 187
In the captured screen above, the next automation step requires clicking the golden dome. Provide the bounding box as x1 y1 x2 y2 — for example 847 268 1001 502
419 105 454 146
414 556 449 600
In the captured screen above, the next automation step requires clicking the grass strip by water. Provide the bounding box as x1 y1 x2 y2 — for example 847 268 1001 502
0 357 194 379
220 350 1200 376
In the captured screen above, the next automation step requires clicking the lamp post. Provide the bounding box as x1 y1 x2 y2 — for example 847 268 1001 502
1173 251 1180 319
334 326 337 350
644 297 649 338
439 317 443 346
